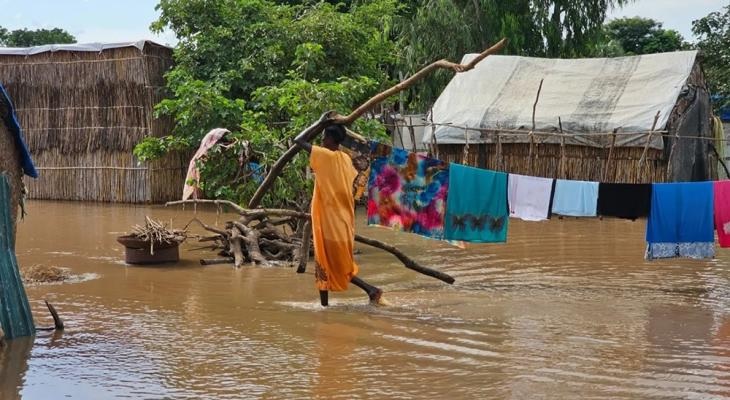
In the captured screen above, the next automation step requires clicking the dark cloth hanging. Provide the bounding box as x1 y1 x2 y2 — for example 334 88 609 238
597 183 652 220
0 84 37 178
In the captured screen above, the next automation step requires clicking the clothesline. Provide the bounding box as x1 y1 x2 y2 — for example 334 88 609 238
386 121 727 143
364 141 730 262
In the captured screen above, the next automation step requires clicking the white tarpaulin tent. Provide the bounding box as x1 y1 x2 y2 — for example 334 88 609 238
423 51 699 150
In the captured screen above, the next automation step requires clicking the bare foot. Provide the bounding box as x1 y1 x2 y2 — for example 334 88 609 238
369 289 390 307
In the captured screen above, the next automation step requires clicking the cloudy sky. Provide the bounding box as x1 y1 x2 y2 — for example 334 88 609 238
0 0 725 45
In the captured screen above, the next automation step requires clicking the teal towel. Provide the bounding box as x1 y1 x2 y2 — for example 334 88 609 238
444 164 508 242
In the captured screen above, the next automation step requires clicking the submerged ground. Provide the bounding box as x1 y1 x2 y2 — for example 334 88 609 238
3 200 730 399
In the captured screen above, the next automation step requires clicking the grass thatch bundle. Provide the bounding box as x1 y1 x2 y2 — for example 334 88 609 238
20 264 69 284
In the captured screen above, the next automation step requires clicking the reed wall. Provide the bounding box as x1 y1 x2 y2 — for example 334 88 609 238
0 122 22 236
437 143 667 183
0 42 182 203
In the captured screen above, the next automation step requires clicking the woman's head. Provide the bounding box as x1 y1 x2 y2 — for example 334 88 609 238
322 124 346 149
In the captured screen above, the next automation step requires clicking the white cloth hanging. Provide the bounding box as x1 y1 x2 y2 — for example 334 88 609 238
507 174 554 221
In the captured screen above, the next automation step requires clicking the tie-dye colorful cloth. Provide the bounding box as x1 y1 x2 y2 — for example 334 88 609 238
367 143 449 239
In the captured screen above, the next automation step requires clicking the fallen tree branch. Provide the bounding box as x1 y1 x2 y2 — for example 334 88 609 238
334 38 508 125
247 38 507 208
36 300 64 331
200 258 234 266
295 220 312 273
248 113 334 208
168 198 247 214
354 234 455 284
169 199 309 220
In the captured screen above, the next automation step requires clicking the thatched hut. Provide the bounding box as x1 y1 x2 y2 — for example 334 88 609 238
423 51 715 183
0 40 185 202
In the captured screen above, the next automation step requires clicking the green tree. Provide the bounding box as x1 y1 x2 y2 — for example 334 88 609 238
397 0 634 110
693 5 730 109
604 17 686 55
0 27 76 47
138 0 396 207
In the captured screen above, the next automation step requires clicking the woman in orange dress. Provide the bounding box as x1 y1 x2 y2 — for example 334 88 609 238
295 124 384 306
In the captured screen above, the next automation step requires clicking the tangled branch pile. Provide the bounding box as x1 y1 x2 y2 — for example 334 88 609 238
167 199 455 284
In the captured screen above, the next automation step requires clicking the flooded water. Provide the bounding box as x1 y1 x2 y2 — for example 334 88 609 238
5 200 730 399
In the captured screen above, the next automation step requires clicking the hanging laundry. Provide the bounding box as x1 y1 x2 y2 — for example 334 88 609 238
444 164 508 242
597 183 652 220
645 182 714 260
182 128 230 201
507 174 554 221
714 180 730 248
367 142 449 239
551 179 599 217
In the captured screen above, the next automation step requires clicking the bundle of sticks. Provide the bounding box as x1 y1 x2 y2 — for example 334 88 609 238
131 216 187 254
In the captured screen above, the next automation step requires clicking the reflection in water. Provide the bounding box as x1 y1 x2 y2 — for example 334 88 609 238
4 201 730 399
0 336 33 400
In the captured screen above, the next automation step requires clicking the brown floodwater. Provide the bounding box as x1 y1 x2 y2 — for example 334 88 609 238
4 200 730 399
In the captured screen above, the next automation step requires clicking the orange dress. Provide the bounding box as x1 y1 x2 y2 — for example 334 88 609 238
310 145 359 291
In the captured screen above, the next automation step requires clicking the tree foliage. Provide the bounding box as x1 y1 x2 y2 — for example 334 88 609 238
603 17 687 55
693 5 730 108
0 27 76 47
141 0 640 206
139 0 396 207
397 0 633 109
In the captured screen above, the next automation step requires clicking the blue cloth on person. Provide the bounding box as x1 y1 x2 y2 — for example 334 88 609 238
551 179 599 217
645 182 715 260
444 163 508 243
0 84 37 178
248 162 264 184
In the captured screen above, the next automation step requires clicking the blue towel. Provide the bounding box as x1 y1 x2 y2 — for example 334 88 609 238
444 163 508 243
0 84 37 178
646 182 714 243
551 179 599 217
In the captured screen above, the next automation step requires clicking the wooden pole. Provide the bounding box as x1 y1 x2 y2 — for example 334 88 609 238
638 110 661 182
528 79 544 175
408 116 417 153
496 131 503 171
558 117 566 179
603 128 618 182
462 125 470 164
295 220 312 273
666 132 680 181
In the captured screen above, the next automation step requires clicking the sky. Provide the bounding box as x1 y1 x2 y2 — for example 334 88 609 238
0 0 726 46
607 0 726 40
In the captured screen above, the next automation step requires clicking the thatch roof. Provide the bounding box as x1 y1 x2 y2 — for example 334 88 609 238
0 40 182 203
425 51 701 150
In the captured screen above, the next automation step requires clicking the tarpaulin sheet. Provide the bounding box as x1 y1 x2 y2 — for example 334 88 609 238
424 51 698 150
0 174 35 339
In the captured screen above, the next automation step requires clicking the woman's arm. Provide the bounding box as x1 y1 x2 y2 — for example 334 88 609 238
293 129 313 154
